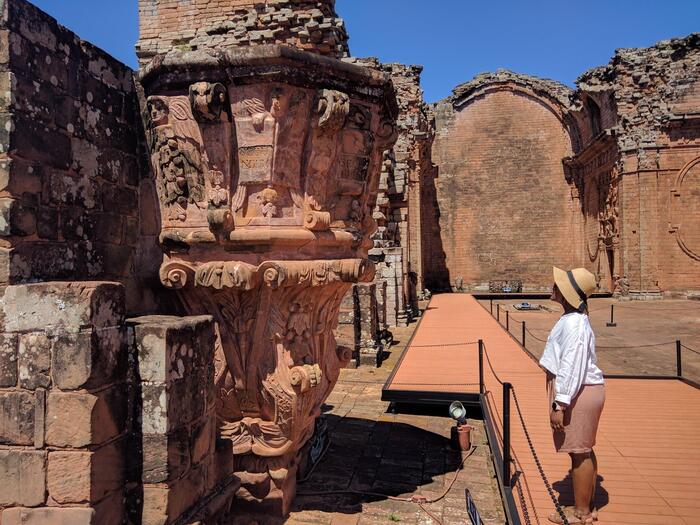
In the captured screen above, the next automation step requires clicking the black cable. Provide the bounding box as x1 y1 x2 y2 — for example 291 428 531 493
596 341 675 349
682 344 700 356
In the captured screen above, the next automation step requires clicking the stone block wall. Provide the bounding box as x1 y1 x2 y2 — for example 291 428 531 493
0 0 158 313
0 282 128 525
570 34 700 297
0 281 230 524
128 315 233 525
136 0 349 64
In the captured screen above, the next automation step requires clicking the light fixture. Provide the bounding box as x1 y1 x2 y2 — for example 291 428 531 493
449 401 467 426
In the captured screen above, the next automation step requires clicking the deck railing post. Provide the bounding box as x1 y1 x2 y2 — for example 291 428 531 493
522 322 526 347
676 340 682 378
478 339 485 394
506 311 510 332
490 299 493 315
503 382 512 487
496 304 500 323
606 304 617 327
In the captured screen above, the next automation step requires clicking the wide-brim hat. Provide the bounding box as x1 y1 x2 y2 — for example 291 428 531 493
553 267 597 310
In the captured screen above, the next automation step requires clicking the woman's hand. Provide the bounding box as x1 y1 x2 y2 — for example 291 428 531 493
550 409 565 432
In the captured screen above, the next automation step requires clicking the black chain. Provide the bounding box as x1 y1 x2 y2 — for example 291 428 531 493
392 382 481 387
510 387 569 525
482 343 504 385
410 341 480 348
682 344 700 356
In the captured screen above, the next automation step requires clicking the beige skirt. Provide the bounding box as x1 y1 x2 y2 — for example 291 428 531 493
547 375 605 454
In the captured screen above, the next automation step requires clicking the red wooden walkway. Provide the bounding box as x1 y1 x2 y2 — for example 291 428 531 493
385 294 700 525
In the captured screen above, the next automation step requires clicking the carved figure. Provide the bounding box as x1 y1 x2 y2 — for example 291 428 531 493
190 81 227 121
258 187 278 218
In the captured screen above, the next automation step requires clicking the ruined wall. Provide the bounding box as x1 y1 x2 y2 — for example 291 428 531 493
137 0 349 64
345 59 433 326
0 0 157 313
430 71 578 291
573 34 700 297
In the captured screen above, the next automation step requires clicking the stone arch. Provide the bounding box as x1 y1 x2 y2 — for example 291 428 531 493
428 71 582 291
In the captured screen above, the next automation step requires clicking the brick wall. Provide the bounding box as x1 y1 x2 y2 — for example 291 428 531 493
575 35 700 297
137 0 349 64
430 73 577 291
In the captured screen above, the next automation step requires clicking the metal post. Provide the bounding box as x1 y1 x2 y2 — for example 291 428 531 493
496 304 500 322
606 304 617 327
522 322 526 347
478 339 485 394
506 311 510 332
503 382 512 487
676 340 682 378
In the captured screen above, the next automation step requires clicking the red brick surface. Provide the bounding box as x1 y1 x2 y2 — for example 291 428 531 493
431 88 576 291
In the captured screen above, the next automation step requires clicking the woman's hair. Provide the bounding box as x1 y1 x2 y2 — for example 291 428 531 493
577 300 589 315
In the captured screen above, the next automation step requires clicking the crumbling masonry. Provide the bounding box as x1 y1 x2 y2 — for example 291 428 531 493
0 0 699 523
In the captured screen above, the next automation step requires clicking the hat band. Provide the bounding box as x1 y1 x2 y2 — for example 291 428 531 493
566 270 588 305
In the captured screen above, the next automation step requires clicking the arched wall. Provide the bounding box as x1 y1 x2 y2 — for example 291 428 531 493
429 86 578 291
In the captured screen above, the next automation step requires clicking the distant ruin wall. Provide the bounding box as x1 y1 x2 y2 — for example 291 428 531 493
572 34 700 297
430 72 578 292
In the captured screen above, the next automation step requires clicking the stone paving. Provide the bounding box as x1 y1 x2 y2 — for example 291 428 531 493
286 324 506 525
480 297 700 383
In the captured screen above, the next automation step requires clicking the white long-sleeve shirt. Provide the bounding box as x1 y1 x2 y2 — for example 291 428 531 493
539 312 604 406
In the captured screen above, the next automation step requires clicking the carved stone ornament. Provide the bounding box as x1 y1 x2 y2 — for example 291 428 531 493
140 45 398 515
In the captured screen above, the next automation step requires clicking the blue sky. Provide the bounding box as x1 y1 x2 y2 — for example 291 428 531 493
31 0 700 103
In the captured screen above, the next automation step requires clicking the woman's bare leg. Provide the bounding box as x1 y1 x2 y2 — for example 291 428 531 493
570 452 595 518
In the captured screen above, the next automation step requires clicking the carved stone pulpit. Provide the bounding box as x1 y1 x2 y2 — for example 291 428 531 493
139 45 397 514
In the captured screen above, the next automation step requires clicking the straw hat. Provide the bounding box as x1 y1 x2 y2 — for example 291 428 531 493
553 267 597 310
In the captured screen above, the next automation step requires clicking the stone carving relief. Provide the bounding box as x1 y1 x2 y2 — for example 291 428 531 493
142 49 396 514
670 156 700 261
598 171 619 247
148 96 207 222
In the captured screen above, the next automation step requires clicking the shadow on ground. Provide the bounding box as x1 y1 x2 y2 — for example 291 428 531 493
552 473 610 513
292 411 459 515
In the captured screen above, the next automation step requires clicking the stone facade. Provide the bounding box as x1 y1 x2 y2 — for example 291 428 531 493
429 35 700 298
430 71 579 292
569 34 700 298
341 59 434 341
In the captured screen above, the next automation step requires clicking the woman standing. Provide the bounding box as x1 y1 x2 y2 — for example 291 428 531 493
539 267 605 524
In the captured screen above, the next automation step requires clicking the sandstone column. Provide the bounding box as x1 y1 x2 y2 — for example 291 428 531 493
137 1 397 515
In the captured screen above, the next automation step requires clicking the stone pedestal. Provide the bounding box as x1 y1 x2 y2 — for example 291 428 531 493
354 283 382 367
139 45 397 515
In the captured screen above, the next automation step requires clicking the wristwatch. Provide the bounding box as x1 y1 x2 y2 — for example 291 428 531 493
551 402 564 411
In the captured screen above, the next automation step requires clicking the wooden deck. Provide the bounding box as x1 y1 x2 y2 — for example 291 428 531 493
384 294 700 525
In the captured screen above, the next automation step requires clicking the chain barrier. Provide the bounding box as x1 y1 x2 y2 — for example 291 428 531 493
482 343 569 525
410 341 480 348
392 382 481 387
510 387 570 525
596 341 675 349
682 344 700 356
